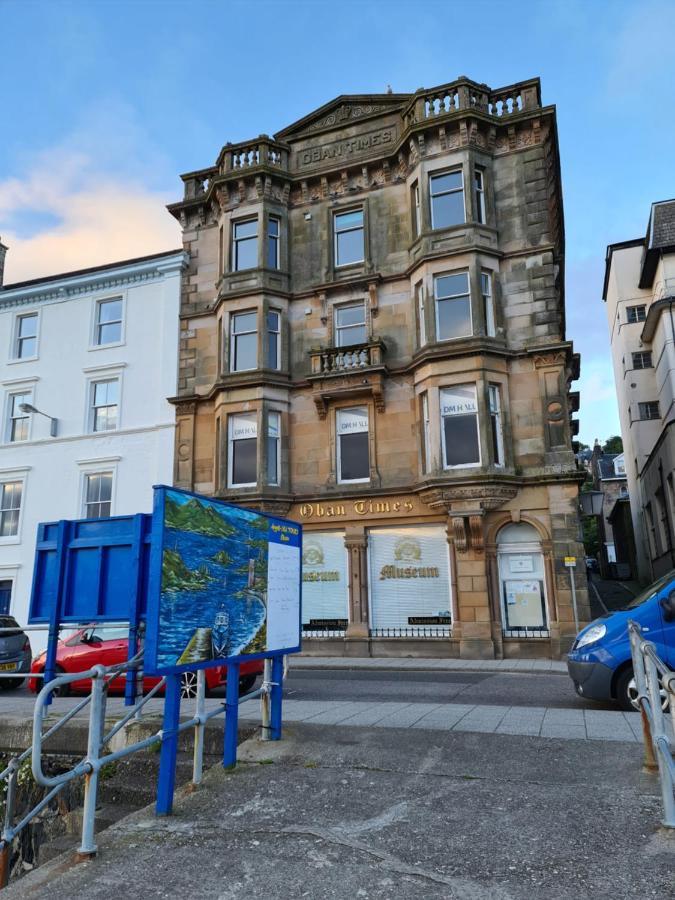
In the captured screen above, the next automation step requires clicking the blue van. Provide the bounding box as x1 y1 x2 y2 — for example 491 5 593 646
567 571 675 710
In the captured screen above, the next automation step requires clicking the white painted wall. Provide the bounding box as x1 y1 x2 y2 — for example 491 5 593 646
0 251 186 650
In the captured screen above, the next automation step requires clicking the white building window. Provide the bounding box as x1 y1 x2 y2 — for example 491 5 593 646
301 532 349 635
489 384 504 466
266 311 280 370
481 271 495 337
415 282 426 347
430 171 464 229
638 401 660 421
84 472 113 518
632 351 652 369
14 313 38 359
440 385 480 468
267 412 281 486
6 392 31 443
233 219 258 271
0 481 22 538
435 272 472 340
230 311 257 372
334 210 364 267
335 301 366 347
626 305 646 324
228 413 257 487
475 169 486 223
90 379 119 432
95 298 123 346
267 217 280 269
337 407 369 483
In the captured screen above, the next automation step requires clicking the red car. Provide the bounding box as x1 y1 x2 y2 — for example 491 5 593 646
29 624 263 698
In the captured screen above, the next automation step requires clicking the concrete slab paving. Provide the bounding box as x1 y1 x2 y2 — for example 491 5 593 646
292 655 568 674
5 723 673 900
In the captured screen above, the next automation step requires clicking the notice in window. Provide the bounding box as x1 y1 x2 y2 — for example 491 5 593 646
266 521 302 652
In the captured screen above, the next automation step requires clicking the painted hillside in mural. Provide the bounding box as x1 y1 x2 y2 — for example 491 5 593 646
156 489 269 669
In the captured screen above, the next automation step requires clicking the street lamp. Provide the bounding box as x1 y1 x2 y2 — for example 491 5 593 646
19 403 58 438
580 490 604 517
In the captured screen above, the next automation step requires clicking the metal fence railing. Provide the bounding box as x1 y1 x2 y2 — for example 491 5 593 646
0 652 282 887
628 620 675 829
370 626 452 639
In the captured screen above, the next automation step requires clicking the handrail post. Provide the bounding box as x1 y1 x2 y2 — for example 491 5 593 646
629 623 658 773
192 669 206 785
260 658 272 742
644 649 675 827
156 674 181 816
78 670 106 858
223 661 240 768
0 758 19 887
270 654 284 741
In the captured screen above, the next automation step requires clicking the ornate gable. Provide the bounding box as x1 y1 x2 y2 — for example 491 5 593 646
275 93 410 142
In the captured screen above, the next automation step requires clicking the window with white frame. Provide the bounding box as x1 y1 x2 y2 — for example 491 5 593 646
267 412 281 486
230 311 258 372
266 311 280 369
626 305 646 324
14 313 38 359
95 298 123 346
90 379 119 432
334 210 364 267
232 219 258 271
481 271 496 337
337 407 369 483
83 472 113 518
489 384 504 466
429 171 464 229
0 481 22 538
415 282 426 347
6 392 31 443
228 413 257 487
267 217 280 269
411 181 421 238
0 579 12 615
474 169 486 223
440 385 480 468
420 392 431 473
435 272 472 340
335 301 366 347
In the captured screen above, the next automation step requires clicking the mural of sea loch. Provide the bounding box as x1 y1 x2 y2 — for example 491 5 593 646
156 489 269 669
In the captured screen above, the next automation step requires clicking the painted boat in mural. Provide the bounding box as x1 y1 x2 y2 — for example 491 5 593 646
211 609 231 658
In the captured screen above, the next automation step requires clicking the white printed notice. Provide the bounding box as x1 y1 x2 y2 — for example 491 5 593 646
266 522 302 652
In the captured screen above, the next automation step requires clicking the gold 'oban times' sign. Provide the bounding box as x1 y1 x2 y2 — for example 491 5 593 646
299 498 416 520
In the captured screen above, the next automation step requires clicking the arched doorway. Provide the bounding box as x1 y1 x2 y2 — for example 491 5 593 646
496 523 549 637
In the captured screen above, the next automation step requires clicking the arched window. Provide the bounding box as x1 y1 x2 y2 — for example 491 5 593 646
497 522 548 636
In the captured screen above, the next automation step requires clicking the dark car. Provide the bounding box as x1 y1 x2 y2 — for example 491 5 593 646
29 624 263 698
0 616 32 689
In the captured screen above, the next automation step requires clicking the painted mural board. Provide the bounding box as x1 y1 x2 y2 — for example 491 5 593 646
144 486 302 676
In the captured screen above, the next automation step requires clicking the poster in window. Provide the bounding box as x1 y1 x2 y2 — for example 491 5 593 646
503 579 545 629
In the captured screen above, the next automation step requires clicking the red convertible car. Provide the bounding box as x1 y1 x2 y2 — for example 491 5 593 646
29 624 263 698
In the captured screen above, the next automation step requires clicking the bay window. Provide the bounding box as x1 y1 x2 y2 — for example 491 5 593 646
228 414 257 487
230 311 257 372
415 282 426 347
267 217 280 269
266 311 280 369
489 384 504 466
337 407 369 483
474 169 486 223
435 272 472 340
430 170 464 229
267 412 281 486
440 385 480 468
233 219 258 271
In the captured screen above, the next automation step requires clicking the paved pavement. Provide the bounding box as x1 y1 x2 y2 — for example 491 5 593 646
292 655 568 673
6 723 673 899
587 573 640 616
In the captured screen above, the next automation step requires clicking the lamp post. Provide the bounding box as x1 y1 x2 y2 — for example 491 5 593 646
19 403 58 438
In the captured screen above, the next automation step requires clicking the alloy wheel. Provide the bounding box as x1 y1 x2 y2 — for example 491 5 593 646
180 671 199 699
626 676 669 712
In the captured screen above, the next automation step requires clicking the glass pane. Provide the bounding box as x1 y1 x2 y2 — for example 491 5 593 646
234 332 257 370
233 312 257 334
1 483 21 511
268 218 279 237
267 311 279 332
94 380 118 406
98 300 122 323
431 172 462 195
234 220 257 239
268 412 280 438
444 414 480 466
431 191 465 228
491 416 501 463
99 474 113 502
337 407 368 435
336 229 364 266
336 303 365 327
335 210 363 232
337 324 367 347
11 419 28 442
19 315 37 337
437 298 472 339
99 321 122 344
435 273 469 299
232 437 257 485
441 385 477 416
0 510 19 537
99 501 112 518
230 414 257 439
86 476 100 503
267 235 278 269
267 331 278 369
235 236 257 270
18 336 37 358
267 436 279 485
340 432 369 481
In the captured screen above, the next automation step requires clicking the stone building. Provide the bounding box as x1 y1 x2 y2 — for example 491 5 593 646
167 76 588 659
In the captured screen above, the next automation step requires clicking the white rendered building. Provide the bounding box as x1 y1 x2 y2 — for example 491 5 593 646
603 199 675 582
0 245 186 645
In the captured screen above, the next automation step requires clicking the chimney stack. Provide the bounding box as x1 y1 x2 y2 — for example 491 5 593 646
0 238 7 289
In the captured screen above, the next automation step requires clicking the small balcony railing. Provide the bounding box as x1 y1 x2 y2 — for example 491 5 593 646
309 340 385 377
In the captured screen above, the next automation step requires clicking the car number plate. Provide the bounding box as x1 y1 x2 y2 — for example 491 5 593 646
0 663 16 672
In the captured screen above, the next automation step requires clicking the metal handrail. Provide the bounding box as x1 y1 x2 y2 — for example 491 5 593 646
628 620 675 828
0 653 283 886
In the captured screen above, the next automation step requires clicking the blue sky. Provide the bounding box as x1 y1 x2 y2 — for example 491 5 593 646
2 0 674 445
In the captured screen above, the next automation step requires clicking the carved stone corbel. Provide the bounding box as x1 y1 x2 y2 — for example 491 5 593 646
468 515 484 553
452 516 468 553
368 282 379 318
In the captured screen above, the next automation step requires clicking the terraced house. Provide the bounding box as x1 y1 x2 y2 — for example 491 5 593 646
167 76 588 659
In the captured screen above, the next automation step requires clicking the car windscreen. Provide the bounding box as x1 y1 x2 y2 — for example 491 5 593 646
0 616 20 630
624 570 675 610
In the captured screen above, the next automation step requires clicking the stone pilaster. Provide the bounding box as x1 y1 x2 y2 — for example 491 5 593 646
344 526 370 647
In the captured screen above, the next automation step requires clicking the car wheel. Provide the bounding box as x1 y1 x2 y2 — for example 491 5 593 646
239 674 257 696
615 668 639 712
0 677 23 691
180 671 199 699
50 665 70 698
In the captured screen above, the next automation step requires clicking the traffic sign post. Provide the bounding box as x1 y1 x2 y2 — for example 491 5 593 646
564 556 579 634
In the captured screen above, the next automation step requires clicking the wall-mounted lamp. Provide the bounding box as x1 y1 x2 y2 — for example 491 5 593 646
19 403 58 437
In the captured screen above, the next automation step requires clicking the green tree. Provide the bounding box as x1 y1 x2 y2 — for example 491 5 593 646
602 435 623 454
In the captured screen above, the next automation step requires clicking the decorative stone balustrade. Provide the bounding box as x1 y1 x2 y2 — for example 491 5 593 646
223 138 289 173
404 78 541 127
310 341 384 376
